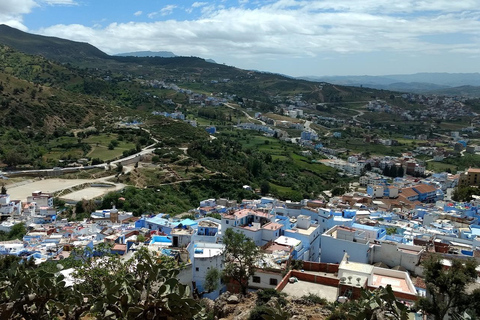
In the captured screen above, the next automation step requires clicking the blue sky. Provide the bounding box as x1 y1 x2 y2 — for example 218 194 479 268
1 0 480 77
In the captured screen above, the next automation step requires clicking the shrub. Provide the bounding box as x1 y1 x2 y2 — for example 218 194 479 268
301 293 328 305
256 288 287 306
248 305 272 320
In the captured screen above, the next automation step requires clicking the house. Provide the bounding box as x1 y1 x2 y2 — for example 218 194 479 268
221 209 277 246
0 194 21 216
27 191 53 209
459 168 480 188
189 242 225 300
284 215 322 262
321 225 371 264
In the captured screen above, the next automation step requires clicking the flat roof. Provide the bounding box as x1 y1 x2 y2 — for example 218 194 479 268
339 260 374 274
282 280 338 303
296 225 318 236
275 236 301 247
194 247 223 258
262 222 283 230
371 274 414 294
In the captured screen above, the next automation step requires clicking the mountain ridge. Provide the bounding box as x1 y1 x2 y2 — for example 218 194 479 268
115 50 177 58
0 24 110 63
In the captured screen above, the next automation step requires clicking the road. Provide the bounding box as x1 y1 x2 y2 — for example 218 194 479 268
3 126 160 202
223 103 266 125
336 106 367 124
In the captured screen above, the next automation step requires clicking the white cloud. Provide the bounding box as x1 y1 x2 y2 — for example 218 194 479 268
192 2 208 8
160 5 177 16
186 2 208 14
148 5 177 18
134 11 143 16
0 0 37 30
42 0 78 6
31 0 480 75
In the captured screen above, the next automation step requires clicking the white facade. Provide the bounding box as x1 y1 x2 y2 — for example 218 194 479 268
250 270 284 289
190 242 225 299
371 242 423 272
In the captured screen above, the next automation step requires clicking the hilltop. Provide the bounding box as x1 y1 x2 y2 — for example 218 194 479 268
115 50 177 58
0 24 109 64
0 25 403 107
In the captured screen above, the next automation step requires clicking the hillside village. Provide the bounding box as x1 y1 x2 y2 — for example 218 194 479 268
2 156 480 315
2 25 480 319
2 69 480 318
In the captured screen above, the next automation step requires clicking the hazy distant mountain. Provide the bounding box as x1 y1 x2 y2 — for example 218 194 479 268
115 51 177 58
301 73 480 87
300 73 480 95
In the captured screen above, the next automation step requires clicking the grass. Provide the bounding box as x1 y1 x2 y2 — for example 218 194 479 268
42 133 137 163
85 134 136 161
263 113 304 123
427 161 458 173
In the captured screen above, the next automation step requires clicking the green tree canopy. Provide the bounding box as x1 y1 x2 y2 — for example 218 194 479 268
222 228 260 294
417 255 478 320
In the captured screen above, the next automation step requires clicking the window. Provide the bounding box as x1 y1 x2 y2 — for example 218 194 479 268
269 278 278 286
226 221 229 224
253 276 261 283
195 267 199 272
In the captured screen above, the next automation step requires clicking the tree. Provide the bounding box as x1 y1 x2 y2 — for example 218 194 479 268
222 229 260 294
452 186 480 202
0 184 6 195
417 255 478 320
397 166 404 177
260 181 270 196
346 285 408 320
204 268 221 293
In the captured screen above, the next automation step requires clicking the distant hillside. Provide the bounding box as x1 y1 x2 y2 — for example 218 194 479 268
0 25 405 108
427 85 480 97
115 51 177 58
302 73 480 87
300 73 480 96
0 45 124 131
0 24 109 63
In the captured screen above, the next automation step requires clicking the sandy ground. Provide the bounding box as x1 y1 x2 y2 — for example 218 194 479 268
60 185 123 202
7 178 92 202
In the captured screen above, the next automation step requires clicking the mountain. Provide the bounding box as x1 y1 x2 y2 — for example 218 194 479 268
0 45 116 130
115 51 177 58
300 73 480 96
0 24 109 63
0 25 405 108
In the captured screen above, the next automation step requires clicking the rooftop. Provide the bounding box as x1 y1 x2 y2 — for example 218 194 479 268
282 280 338 302
371 273 414 294
262 222 283 231
194 247 223 258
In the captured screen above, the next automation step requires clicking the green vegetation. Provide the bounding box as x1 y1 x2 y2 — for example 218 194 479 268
300 293 328 305
188 131 346 201
426 161 458 173
222 229 260 294
417 255 480 320
0 247 203 319
442 154 480 171
0 223 26 241
204 268 221 293
256 288 287 306
452 186 480 202
100 178 257 216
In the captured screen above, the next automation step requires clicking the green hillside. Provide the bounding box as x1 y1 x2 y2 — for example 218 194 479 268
0 25 403 109
0 24 109 63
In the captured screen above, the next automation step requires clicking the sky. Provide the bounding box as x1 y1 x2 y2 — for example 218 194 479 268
1 0 480 77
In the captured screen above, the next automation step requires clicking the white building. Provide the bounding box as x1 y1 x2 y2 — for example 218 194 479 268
189 242 225 300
